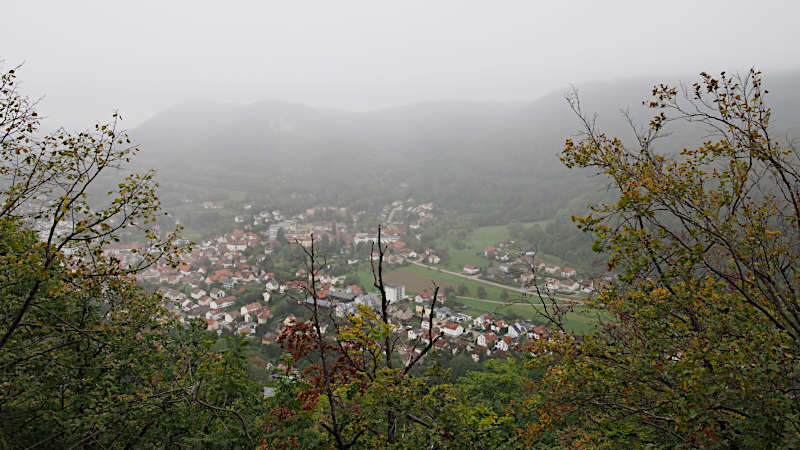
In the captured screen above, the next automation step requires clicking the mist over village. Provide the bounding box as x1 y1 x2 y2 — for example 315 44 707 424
2 1 800 448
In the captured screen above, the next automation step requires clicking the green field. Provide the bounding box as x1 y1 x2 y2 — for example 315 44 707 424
356 265 600 333
434 221 571 273
449 296 602 334
385 265 518 299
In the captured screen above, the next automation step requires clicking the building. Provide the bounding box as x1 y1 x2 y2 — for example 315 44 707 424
560 267 577 278
463 265 480 275
441 321 464 337
385 284 405 303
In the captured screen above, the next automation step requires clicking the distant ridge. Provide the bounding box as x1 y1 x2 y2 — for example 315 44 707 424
131 71 800 219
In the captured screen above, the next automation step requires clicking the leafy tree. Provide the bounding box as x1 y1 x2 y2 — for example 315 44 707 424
0 65 261 447
476 286 487 298
527 69 800 447
267 229 516 448
443 286 455 298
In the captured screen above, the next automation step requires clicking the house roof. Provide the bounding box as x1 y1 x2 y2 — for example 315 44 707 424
243 302 261 312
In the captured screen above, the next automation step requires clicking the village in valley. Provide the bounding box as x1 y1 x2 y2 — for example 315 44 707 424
106 197 601 378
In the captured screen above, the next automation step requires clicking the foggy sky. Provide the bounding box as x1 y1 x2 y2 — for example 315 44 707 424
3 0 799 129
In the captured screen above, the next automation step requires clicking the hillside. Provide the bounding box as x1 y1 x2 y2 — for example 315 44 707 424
131 71 800 222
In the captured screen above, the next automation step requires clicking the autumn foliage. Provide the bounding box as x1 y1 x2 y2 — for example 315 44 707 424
525 69 800 447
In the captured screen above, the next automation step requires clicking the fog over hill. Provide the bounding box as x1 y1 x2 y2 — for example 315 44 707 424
132 71 800 221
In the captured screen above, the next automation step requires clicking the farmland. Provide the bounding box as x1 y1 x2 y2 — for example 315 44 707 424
359 265 600 333
433 220 573 273
364 265 519 299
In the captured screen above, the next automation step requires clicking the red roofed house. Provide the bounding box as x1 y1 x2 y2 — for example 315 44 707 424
495 335 513 352
441 321 464 337
532 326 549 340
257 308 273 324
477 332 498 348
473 313 492 330
240 303 262 322
346 285 364 296
415 291 433 303
560 267 577 278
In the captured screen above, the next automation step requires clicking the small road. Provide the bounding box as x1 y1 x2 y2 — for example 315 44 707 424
455 295 584 306
407 259 585 305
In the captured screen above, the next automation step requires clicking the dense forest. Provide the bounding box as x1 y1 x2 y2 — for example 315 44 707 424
3 63 800 448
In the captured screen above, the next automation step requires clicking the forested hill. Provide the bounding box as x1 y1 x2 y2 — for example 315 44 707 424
131 71 800 223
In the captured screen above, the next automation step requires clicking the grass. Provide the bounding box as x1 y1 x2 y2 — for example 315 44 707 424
356 265 377 290
361 265 600 333
355 265 517 299
394 265 517 299
449 296 603 334
434 220 567 272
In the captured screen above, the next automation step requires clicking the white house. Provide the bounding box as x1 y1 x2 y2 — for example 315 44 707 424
477 333 498 348
240 303 262 322
506 324 520 339
473 314 492 330
265 279 280 291
558 279 580 293
205 309 224 321
435 307 453 320
407 328 424 340
236 323 256 336
161 289 185 303
508 321 531 339
415 291 433 304
210 298 235 310
190 288 207 300
180 299 196 311
441 322 464 337
495 336 513 352
491 319 507 334
226 241 247 252
462 265 480 275
257 309 273 324
560 267 577 278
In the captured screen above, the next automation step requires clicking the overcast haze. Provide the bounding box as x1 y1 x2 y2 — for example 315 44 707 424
3 0 799 129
